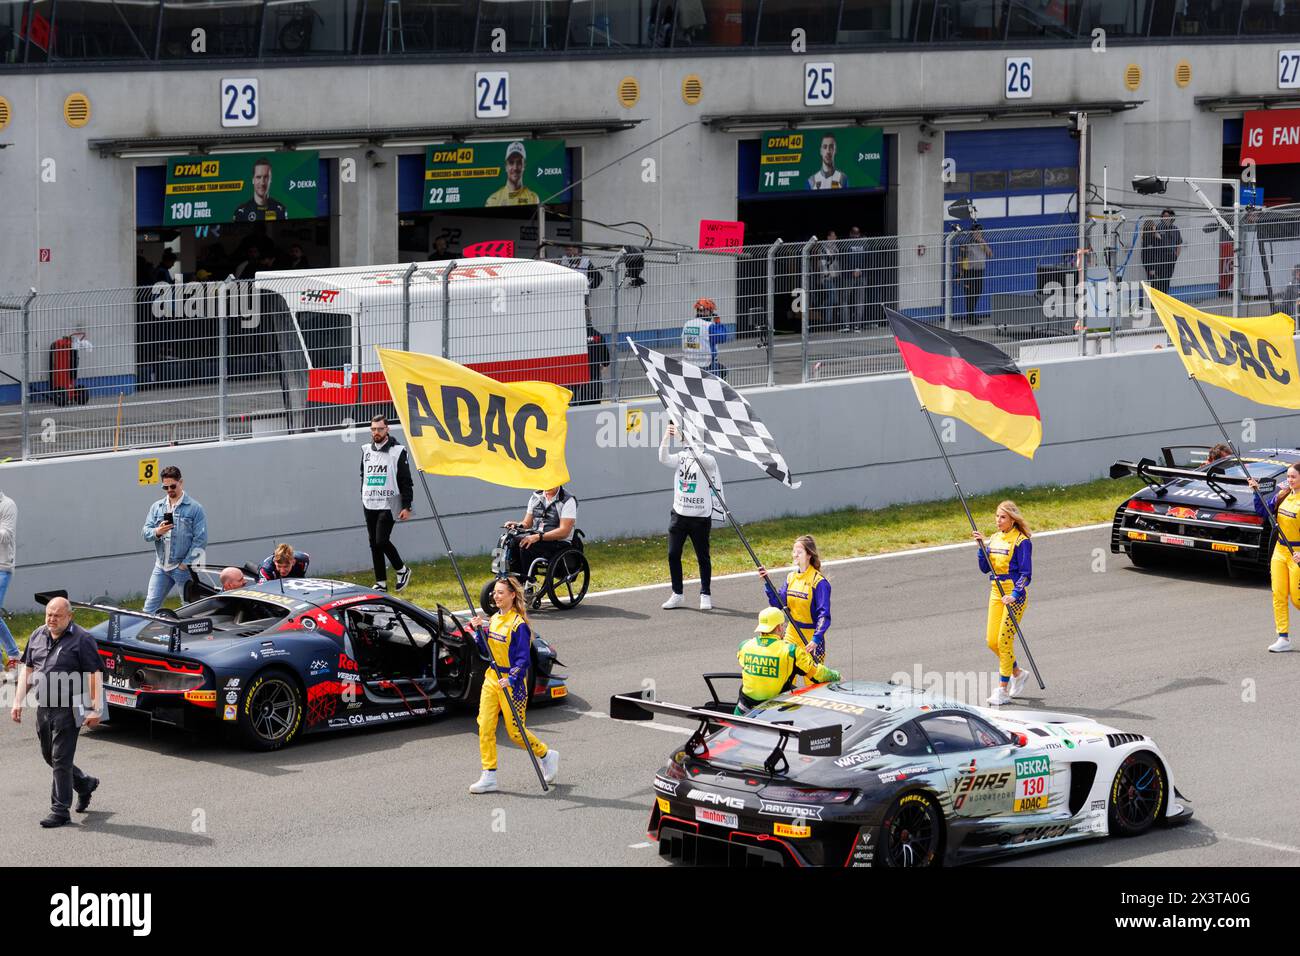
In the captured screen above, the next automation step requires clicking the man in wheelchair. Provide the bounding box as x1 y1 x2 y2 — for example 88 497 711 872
505 486 580 579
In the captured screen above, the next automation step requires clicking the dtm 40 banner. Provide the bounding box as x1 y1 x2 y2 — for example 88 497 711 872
164 151 320 225
758 127 883 193
422 139 567 210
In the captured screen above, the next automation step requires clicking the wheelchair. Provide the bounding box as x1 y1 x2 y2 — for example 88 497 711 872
480 525 591 613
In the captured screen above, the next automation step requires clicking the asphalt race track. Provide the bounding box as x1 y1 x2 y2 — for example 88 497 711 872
4 524 1298 868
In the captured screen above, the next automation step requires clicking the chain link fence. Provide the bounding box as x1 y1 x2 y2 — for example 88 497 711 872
2 208 1291 461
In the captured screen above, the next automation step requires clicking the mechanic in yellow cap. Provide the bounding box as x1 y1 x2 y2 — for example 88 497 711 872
1250 468 1300 653
735 607 840 714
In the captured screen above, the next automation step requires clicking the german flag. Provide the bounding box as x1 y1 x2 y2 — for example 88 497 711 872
885 308 1041 459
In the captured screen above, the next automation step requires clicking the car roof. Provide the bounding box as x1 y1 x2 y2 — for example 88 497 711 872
765 680 977 724
224 578 388 609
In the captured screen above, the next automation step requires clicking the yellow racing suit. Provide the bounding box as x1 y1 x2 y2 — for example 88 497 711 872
766 566 831 663
736 634 840 713
977 530 1032 679
1257 490 1300 636
475 609 548 771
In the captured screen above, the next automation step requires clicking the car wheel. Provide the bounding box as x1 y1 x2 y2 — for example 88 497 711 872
546 550 590 610
1108 751 1167 836
236 670 304 751
876 792 943 868
1127 545 1159 568
479 579 497 615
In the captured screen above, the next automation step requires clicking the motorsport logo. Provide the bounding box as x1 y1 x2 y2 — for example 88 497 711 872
49 886 151 936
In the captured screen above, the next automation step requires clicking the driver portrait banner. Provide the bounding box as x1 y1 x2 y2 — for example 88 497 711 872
375 348 571 490
164 151 319 225
1145 285 1300 409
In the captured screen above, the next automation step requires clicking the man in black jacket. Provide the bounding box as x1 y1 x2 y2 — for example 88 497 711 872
11 597 104 828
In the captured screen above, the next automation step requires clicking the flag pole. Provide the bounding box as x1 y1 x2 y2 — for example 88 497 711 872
917 405 1045 690
672 425 816 650
1186 373 1299 559
417 471 548 793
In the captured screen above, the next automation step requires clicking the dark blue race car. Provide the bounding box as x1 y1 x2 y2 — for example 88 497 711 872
71 578 567 751
1110 445 1300 575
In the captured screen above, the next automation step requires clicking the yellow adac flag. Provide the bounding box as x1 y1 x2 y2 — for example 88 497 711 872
375 348 571 489
1146 284 1300 409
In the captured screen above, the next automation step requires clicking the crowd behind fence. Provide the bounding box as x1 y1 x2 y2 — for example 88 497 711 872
3 208 1295 461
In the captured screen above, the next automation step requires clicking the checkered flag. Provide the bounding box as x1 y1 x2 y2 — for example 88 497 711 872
629 340 800 489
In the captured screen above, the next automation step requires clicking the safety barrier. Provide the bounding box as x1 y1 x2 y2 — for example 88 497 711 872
1 206 1290 461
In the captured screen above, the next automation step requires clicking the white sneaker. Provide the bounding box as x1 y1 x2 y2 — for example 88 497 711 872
1010 671 1028 698
699 594 713 611
1268 636 1293 653
987 687 1012 706
468 770 498 794
540 749 560 785
661 592 685 610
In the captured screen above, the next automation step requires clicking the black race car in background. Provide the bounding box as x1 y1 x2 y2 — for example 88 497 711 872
613 677 1191 867
1110 445 1300 574
63 578 567 751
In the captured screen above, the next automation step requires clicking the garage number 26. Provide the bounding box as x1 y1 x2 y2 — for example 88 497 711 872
1005 58 1032 99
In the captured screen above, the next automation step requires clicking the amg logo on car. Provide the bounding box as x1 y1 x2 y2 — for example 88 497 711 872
687 789 744 810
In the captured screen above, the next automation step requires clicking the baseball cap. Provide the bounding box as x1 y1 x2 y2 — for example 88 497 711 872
506 141 527 160
755 607 785 634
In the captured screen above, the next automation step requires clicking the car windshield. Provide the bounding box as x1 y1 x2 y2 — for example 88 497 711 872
125 595 292 645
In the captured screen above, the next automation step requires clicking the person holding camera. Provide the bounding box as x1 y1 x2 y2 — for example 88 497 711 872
140 466 208 614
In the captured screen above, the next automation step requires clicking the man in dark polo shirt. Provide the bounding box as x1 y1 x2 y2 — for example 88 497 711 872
10 596 104 828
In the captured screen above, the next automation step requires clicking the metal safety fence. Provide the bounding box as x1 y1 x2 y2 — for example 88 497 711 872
2 206 1294 461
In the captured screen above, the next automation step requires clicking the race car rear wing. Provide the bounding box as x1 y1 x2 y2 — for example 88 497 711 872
610 692 843 777
36 590 214 654
1109 457 1270 503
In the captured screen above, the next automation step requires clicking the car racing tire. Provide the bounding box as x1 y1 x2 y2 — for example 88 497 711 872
236 669 304 751
1107 750 1167 837
876 792 944 868
1126 545 1160 569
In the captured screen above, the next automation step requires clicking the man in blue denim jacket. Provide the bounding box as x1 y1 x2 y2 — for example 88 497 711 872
140 465 208 613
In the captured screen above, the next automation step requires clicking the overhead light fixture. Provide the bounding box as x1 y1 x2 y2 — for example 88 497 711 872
308 141 366 150
927 114 986 126
117 148 194 159
205 144 276 155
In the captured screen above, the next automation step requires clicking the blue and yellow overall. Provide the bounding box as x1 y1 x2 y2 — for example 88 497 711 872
766 566 832 664
977 530 1032 680
1255 490 1300 637
475 609 549 771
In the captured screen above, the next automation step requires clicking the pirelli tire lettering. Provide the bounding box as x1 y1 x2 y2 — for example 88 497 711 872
238 671 304 751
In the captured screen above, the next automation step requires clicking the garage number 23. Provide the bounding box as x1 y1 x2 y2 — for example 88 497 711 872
221 78 259 127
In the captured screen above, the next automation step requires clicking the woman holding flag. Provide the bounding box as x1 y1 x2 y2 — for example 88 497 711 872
757 535 831 665
973 501 1033 705
467 577 560 793
1249 471 1300 653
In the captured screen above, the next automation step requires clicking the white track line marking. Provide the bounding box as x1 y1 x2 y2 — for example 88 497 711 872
628 842 653 849
1218 834 1300 855
583 522 1113 602
565 707 694 735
